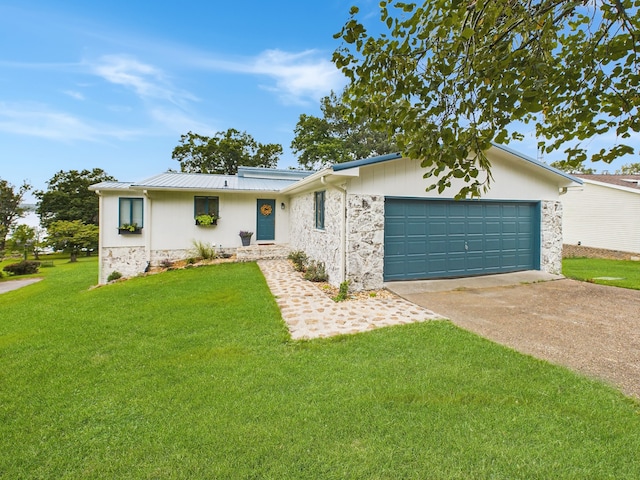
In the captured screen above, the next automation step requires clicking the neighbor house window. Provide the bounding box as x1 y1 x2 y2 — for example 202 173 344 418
194 196 219 218
119 198 143 227
314 191 325 230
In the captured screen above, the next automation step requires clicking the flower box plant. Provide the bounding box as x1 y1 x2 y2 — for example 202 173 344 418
195 214 218 226
118 223 142 234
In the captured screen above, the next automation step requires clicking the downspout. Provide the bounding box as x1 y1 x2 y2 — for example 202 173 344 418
143 190 152 268
95 190 104 284
321 176 348 284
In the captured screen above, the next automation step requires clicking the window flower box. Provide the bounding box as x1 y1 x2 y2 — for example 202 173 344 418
195 214 219 226
118 224 142 234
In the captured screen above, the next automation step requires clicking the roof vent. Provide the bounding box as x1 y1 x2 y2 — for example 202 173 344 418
621 178 640 185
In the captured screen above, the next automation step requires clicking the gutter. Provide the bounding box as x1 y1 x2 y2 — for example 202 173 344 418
143 190 152 269
94 190 104 283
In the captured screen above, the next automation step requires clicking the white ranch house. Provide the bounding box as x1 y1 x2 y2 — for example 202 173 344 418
90 145 580 289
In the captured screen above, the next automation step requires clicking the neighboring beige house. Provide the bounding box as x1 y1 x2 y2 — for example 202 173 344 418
561 174 640 254
90 145 580 289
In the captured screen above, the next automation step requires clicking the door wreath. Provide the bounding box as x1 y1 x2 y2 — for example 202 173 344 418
260 203 273 216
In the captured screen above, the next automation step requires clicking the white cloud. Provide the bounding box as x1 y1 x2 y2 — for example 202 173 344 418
90 54 198 106
148 107 216 137
251 50 346 104
63 90 85 100
195 49 346 105
0 102 142 142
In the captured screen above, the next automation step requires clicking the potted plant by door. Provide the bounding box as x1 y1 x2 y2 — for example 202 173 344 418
239 231 253 246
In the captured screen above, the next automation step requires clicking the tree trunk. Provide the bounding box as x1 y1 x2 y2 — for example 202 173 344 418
70 251 78 263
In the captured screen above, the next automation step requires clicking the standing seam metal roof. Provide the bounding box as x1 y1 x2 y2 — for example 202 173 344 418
129 172 303 191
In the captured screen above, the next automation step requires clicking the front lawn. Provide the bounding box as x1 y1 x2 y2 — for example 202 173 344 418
563 257 640 290
1 259 639 479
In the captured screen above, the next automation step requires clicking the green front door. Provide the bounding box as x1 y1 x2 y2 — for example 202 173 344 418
256 199 276 241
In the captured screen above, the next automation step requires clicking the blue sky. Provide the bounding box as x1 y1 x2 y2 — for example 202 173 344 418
1 1 636 204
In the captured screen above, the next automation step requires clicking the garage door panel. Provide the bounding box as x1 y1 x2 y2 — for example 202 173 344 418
448 239 466 253
448 222 466 235
407 240 427 254
384 198 539 281
407 221 427 235
428 221 447 236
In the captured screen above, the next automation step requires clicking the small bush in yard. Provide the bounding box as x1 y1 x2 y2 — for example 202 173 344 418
288 250 308 272
107 271 122 282
191 240 217 260
333 280 350 302
304 261 328 282
3 261 40 276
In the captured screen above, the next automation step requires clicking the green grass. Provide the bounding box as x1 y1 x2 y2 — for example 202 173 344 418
563 257 640 289
0 252 75 282
2 259 640 479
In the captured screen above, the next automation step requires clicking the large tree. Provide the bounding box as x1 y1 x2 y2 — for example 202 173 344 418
47 220 99 263
333 1 640 197
291 91 397 170
7 224 36 260
172 129 282 174
0 178 30 255
35 169 116 229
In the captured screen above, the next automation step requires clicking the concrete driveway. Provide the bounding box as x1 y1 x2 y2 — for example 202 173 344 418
387 274 640 399
0 277 42 294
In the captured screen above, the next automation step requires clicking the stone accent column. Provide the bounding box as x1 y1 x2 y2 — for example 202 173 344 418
346 195 385 291
540 200 563 274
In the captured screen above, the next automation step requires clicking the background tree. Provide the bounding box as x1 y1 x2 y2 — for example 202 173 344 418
172 129 282 174
47 220 99 262
334 1 639 197
35 169 116 229
7 224 36 260
0 178 30 255
291 90 397 170
616 163 640 175
549 160 596 174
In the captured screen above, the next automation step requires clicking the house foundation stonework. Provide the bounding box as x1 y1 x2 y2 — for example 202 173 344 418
540 200 563 275
346 194 385 291
100 247 147 284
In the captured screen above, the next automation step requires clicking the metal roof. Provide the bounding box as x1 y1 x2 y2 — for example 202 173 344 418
89 168 314 193
89 181 135 191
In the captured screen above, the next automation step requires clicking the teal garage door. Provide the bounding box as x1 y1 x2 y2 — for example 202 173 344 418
384 198 540 281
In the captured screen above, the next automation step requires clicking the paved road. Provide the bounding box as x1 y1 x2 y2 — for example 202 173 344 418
389 278 640 399
0 278 43 294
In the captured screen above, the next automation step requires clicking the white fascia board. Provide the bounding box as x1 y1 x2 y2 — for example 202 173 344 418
331 167 360 177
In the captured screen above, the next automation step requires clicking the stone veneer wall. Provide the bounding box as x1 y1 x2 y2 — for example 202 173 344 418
289 189 343 286
345 194 385 291
99 247 148 284
540 200 563 274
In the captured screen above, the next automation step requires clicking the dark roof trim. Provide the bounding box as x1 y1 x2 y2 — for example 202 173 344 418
490 143 582 185
332 152 402 171
331 145 582 185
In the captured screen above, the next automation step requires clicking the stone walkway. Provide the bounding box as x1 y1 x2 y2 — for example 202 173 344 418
257 259 443 340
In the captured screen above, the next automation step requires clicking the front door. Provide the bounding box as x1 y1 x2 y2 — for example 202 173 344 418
256 199 276 241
